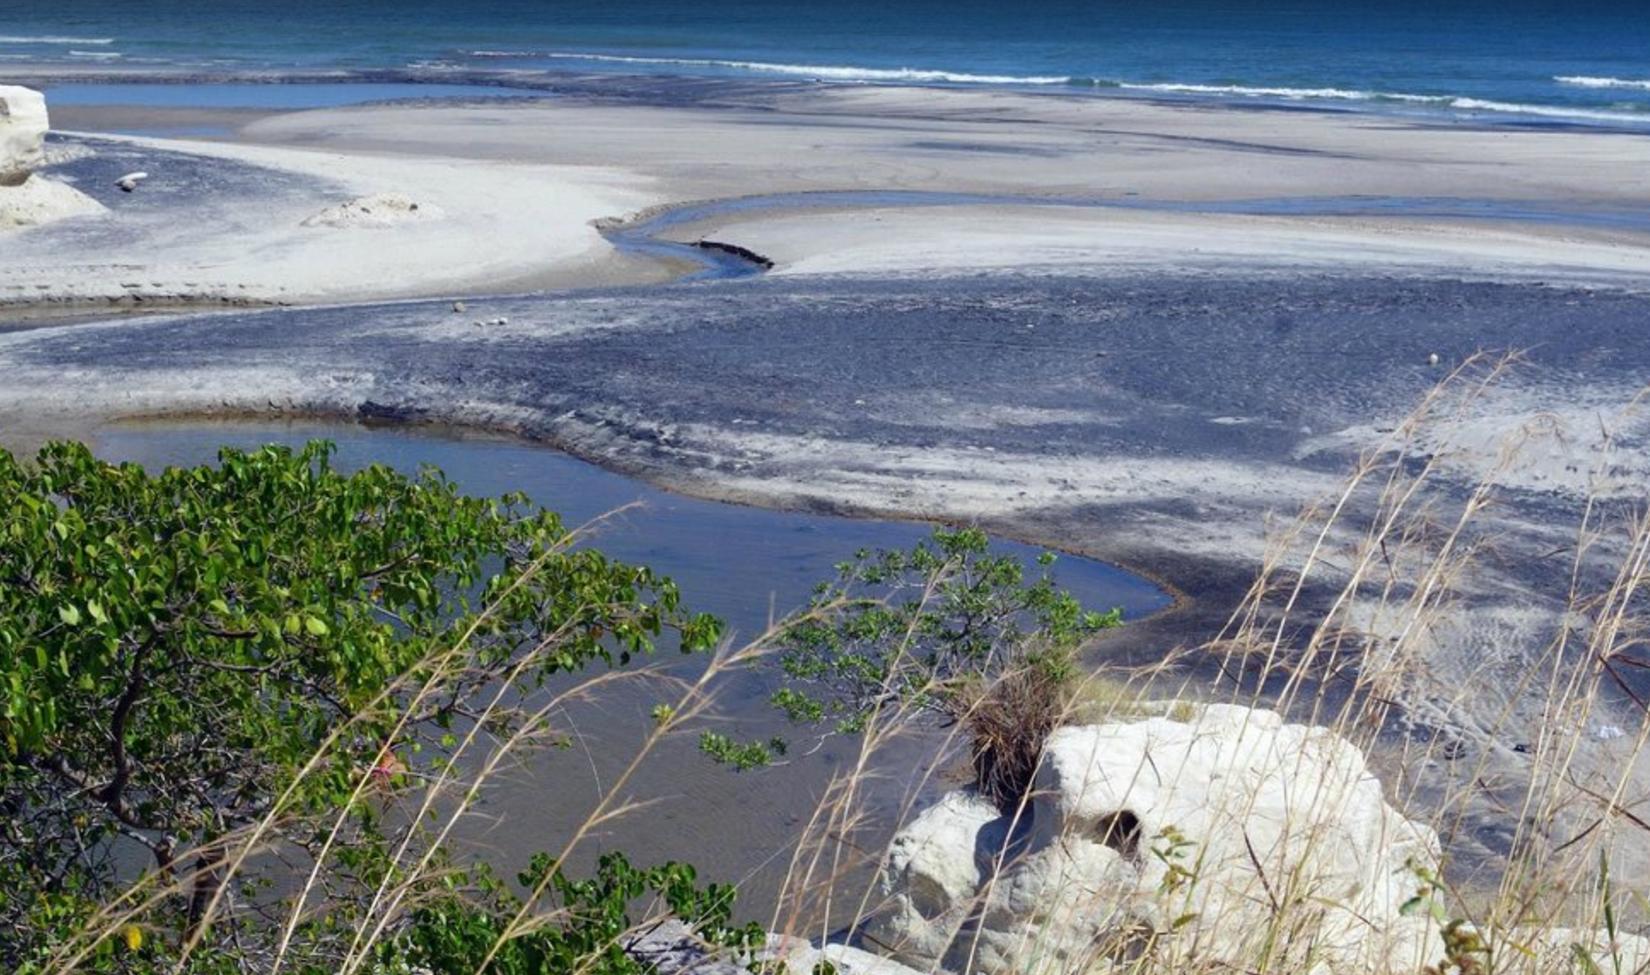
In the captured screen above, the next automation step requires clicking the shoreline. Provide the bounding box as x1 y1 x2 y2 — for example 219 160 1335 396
7 80 1650 319
5 75 1650 884
7 66 1650 135
80 404 1196 624
3 268 1644 694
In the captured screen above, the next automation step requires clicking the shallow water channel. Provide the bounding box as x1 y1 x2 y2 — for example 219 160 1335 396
78 418 1169 917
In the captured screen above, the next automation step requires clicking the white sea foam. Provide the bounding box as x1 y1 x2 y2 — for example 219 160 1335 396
536 51 1074 85
0 35 116 45
1447 97 1648 123
458 50 1650 126
68 50 122 59
1118 81 1386 100
1115 82 1466 106
1116 81 1647 123
1555 75 1650 91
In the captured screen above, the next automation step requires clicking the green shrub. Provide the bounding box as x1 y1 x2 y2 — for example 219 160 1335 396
712 526 1122 808
393 851 763 975
0 440 722 969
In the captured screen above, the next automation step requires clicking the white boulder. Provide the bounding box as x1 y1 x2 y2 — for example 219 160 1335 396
764 936 934 975
0 173 107 230
0 85 48 185
865 705 1444 975
0 85 105 231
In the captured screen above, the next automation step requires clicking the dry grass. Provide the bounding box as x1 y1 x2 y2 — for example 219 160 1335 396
49 356 1650 975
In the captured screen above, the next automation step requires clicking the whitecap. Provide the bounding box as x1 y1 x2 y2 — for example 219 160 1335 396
1447 96 1649 123
538 51 1075 85
1554 75 1650 91
441 48 1650 127
1117 81 1386 100
1113 81 1648 124
0 34 116 45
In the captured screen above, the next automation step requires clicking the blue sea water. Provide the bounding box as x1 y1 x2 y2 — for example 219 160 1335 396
1 0 1648 126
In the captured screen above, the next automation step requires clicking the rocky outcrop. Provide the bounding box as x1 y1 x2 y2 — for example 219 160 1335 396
0 85 48 186
0 85 104 230
866 705 1443 975
865 705 1650 974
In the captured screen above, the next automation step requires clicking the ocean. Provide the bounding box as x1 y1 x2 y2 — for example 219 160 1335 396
1 0 1648 126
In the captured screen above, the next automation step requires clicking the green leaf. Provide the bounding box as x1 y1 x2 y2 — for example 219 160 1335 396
0 435 719 958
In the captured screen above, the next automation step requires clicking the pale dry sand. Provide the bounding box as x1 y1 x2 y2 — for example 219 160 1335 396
0 129 667 315
238 85 1650 287
6 82 1649 315
675 205 1650 286
244 86 1650 207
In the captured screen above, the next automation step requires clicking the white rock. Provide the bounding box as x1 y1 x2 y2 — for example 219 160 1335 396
0 85 48 186
636 921 931 975
871 788 1009 967
0 86 105 231
0 173 107 230
1515 927 1650 972
821 943 932 975
764 938 934 975
867 705 1444 975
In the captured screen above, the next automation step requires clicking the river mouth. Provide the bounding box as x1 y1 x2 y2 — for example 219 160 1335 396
71 417 1169 916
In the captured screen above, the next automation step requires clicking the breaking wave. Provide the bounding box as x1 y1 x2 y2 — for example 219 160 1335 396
531 51 1076 85
1114 81 1648 123
0 35 116 45
482 54 1648 125
1555 75 1650 91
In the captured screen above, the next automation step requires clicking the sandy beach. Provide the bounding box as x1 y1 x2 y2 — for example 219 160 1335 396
6 81 1650 319
4 75 1650 886
8 0 1650 954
